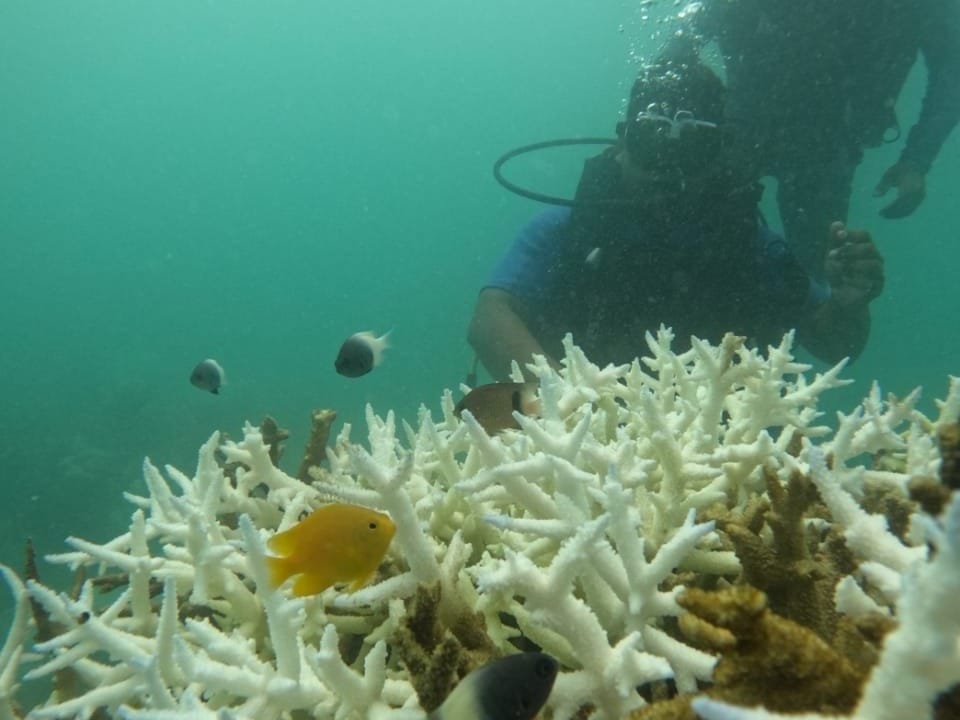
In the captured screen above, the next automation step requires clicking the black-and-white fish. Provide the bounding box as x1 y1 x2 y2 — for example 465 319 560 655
428 652 558 720
334 330 391 378
190 358 225 394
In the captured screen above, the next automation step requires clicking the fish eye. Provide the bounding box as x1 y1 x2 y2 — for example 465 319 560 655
368 521 378 530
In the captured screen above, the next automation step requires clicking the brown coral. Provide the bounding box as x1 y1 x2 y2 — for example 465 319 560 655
392 582 498 713
297 409 337 481
898 421 960 516
860 481 917 541
938 422 960 491
629 586 867 719
717 469 848 641
683 585 865 713
907 475 953 519
259 415 291 467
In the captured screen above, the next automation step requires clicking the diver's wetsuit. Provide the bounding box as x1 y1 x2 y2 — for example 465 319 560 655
484 151 827 368
661 0 960 274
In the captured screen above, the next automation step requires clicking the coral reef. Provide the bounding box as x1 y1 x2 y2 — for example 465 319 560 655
681 585 865 712
0 330 957 720
296 409 337 482
692 486 960 720
939 421 960 491
714 468 850 642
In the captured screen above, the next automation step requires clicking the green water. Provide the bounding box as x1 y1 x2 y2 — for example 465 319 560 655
1 1 957 634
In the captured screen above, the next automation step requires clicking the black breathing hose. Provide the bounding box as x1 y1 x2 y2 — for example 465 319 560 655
492 138 616 206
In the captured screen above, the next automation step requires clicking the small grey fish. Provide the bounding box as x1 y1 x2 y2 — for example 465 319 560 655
429 652 558 720
190 358 225 394
455 382 540 434
335 330 391 378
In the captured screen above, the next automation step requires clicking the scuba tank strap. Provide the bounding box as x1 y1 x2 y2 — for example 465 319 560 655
566 146 627 257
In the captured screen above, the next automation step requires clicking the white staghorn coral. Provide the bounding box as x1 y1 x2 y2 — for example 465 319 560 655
0 336 956 720
0 566 29 720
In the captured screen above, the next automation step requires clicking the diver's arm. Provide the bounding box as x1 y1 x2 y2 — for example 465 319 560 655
901 0 960 173
797 224 883 365
799 300 871 365
467 288 554 382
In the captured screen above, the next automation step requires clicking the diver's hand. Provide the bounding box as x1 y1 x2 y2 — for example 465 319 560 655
873 160 926 219
824 222 884 306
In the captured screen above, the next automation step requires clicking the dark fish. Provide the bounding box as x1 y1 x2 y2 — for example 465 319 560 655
335 330 390 378
428 652 558 720
190 358 225 394
455 382 540 434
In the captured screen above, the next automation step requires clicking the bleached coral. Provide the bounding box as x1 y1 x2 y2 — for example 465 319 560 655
0 333 955 720
0 566 29 720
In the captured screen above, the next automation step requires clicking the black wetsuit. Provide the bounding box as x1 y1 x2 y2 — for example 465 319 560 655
485 151 819 367
662 0 960 274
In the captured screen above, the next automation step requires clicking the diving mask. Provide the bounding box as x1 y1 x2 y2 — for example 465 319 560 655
624 104 722 178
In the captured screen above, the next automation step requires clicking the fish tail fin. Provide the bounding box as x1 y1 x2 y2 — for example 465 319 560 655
264 555 297 589
267 528 299 556
371 328 393 367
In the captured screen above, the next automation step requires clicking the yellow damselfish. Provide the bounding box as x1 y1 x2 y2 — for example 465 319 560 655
264 503 396 597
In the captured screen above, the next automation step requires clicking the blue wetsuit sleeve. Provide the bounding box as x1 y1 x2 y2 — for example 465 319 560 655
806 276 832 307
903 0 960 172
484 206 572 303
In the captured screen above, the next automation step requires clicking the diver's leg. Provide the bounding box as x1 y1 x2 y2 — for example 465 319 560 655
776 140 863 279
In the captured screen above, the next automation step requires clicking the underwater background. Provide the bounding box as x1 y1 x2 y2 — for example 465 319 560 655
1 1 957 629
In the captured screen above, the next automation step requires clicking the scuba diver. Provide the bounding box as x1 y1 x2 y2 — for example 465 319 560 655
468 63 885 381
658 0 960 275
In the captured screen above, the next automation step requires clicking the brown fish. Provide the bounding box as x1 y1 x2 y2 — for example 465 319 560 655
455 382 540 434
